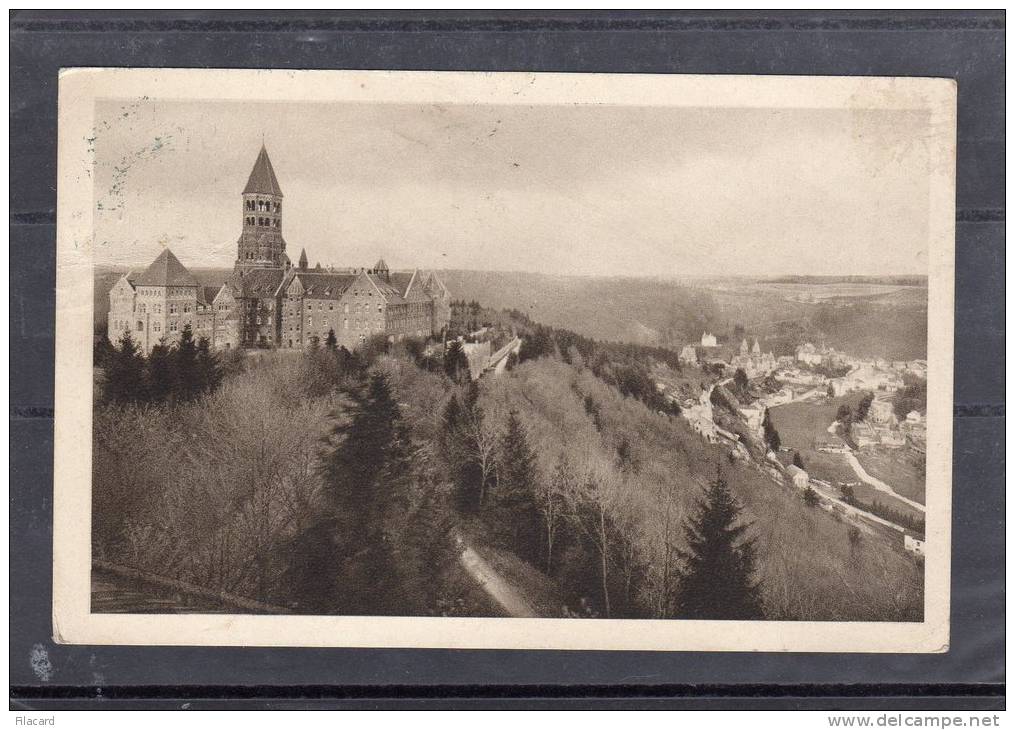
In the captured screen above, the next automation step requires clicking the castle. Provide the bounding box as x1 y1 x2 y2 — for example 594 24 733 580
107 145 452 354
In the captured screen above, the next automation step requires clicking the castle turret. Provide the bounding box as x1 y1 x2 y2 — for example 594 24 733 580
235 144 287 272
373 257 390 282
298 248 308 271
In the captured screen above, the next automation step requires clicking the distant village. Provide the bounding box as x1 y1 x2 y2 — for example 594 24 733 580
662 330 928 557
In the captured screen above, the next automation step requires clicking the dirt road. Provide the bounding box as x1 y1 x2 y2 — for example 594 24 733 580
455 535 537 618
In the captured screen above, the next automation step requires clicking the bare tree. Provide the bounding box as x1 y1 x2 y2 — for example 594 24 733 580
567 454 623 618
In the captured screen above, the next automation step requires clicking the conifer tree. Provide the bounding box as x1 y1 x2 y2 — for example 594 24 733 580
674 468 764 620
492 411 541 559
443 339 470 382
325 328 338 350
792 451 805 470
311 372 414 614
103 330 146 405
172 325 201 403
857 392 875 421
195 336 222 394
762 409 781 452
145 340 174 404
733 367 749 397
93 335 116 369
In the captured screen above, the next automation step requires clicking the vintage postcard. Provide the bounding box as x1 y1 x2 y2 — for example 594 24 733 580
54 69 955 651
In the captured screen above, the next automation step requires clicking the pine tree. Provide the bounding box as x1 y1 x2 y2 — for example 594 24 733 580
325 328 338 350
172 324 201 403
762 409 781 452
491 411 541 560
857 392 874 421
93 335 116 369
733 368 749 397
443 339 469 382
311 372 414 614
803 486 820 507
103 330 146 405
792 451 805 470
674 469 764 620
195 336 222 394
145 339 174 404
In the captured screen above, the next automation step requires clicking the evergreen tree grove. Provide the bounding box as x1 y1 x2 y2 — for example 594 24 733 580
196 336 223 394
490 411 541 561
172 325 201 403
145 340 174 404
443 340 470 382
103 330 146 405
304 372 415 614
674 469 764 620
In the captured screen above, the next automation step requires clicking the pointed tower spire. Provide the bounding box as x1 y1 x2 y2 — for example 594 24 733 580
298 248 308 271
373 257 390 282
243 144 283 196
236 144 287 272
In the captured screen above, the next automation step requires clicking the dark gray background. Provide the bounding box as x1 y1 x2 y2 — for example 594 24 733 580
9 10 1004 708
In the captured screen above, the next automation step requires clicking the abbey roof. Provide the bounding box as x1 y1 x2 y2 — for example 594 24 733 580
289 271 359 300
133 249 200 287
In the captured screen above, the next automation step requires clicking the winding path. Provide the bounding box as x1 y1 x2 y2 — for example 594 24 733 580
828 421 925 513
455 534 537 618
843 452 925 513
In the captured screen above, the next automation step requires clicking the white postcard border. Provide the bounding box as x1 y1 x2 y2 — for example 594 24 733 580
54 69 955 652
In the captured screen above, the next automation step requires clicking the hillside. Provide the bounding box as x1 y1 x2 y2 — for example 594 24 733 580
94 265 927 360
439 270 927 360
470 356 923 621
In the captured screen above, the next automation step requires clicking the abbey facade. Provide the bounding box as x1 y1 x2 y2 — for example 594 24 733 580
108 145 452 354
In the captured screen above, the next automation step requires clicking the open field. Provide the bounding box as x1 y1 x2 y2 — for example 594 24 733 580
707 281 926 304
856 448 927 506
768 394 867 452
769 395 925 523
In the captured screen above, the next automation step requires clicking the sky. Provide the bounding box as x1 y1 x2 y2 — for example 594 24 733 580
92 99 932 277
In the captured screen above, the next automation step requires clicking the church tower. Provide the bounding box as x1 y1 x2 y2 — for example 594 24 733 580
235 144 287 272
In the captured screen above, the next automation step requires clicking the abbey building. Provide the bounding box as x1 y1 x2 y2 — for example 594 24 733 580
108 145 452 353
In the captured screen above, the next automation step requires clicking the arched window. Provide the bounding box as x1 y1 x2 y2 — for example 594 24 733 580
136 321 143 331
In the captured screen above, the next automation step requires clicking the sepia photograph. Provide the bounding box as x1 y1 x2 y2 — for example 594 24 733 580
52 69 956 651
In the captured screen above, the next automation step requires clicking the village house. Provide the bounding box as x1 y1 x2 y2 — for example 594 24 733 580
868 397 897 426
738 403 766 437
786 464 809 490
795 342 824 366
904 534 925 556
700 331 718 348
